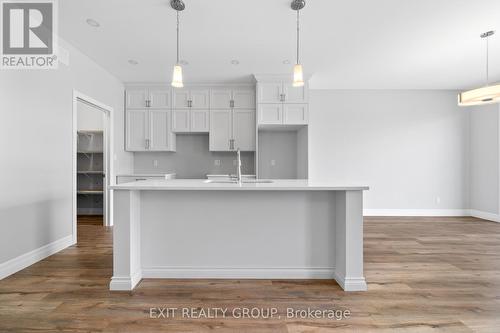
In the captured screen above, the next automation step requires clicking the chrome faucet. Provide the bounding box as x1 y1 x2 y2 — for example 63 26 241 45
236 148 242 184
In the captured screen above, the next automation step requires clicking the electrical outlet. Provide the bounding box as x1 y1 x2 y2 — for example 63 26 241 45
214 160 221 166
153 160 159 168
271 159 276 166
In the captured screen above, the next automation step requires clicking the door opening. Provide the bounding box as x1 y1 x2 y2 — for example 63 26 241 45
72 91 113 243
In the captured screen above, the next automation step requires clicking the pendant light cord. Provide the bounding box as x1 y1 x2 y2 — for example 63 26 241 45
486 35 489 85
296 9 300 65
176 10 180 65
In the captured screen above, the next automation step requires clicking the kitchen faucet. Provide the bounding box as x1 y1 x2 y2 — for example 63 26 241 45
236 148 242 184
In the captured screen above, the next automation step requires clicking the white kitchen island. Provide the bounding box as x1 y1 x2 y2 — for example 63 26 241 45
110 179 369 292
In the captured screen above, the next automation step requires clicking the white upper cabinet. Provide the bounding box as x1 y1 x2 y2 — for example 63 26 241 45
126 109 148 151
209 109 232 151
172 109 190 132
127 88 171 109
126 109 175 152
232 109 256 151
210 89 233 109
258 104 282 125
190 89 210 109
173 89 191 108
173 88 209 108
126 89 149 109
209 109 255 152
257 80 308 104
257 82 282 103
233 89 256 109
283 104 308 125
282 82 308 103
191 110 209 132
149 89 171 108
149 110 175 151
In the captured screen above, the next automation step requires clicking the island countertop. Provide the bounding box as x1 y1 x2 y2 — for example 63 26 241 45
110 179 369 191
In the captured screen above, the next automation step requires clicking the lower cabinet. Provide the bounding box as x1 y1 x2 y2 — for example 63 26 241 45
126 109 176 152
172 109 209 133
209 109 255 151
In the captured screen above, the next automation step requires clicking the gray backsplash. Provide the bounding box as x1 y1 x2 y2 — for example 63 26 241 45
133 134 255 179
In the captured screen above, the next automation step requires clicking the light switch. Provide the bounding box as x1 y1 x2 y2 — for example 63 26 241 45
214 160 221 166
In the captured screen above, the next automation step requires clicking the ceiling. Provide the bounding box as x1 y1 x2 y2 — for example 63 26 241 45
59 0 500 89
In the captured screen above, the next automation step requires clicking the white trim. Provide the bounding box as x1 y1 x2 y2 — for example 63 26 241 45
142 267 335 279
109 270 142 291
469 209 500 222
333 272 368 292
72 90 115 242
364 209 469 217
0 235 73 280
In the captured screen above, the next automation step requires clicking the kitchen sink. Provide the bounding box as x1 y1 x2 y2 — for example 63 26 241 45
204 179 274 184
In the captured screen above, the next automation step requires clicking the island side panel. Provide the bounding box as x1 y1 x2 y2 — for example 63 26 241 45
334 190 367 291
110 190 142 291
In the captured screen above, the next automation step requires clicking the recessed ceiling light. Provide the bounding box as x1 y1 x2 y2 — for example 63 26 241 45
283 59 291 65
86 18 100 27
231 59 239 65
128 59 139 65
179 60 189 65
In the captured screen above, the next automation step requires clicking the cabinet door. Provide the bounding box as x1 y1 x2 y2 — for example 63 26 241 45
283 104 308 125
257 82 282 103
149 89 171 108
126 109 148 151
258 104 283 125
233 109 256 151
190 89 210 109
126 89 148 109
282 82 308 103
209 109 232 151
149 110 173 151
210 89 232 109
233 88 256 109
172 109 190 132
191 109 209 132
173 89 190 108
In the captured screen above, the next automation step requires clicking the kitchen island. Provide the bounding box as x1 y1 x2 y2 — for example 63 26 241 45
110 179 369 292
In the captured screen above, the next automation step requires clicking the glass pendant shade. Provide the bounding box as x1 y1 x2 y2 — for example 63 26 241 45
458 84 500 106
293 64 304 87
171 65 183 88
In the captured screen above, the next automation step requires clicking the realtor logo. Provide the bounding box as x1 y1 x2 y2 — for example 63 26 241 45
1 0 58 69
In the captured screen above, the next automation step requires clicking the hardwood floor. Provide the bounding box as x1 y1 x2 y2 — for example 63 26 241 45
0 217 499 332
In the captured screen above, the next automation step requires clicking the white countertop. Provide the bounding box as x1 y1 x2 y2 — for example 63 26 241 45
110 179 369 191
116 173 176 177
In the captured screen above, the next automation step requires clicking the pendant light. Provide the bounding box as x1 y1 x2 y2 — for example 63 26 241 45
291 0 305 87
171 0 185 88
458 31 500 106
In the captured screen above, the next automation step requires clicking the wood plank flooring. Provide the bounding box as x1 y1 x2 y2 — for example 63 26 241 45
0 216 499 332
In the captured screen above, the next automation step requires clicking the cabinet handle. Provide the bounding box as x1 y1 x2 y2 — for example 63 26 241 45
145 139 150 150
188 100 192 108
230 100 234 108
229 139 234 150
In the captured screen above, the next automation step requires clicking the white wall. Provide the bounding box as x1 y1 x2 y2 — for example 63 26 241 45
469 104 499 217
0 39 133 273
309 90 470 212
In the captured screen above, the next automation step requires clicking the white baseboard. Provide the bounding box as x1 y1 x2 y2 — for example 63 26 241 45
142 267 335 279
110 270 142 291
0 235 74 280
363 209 469 217
333 272 367 292
469 210 500 223
364 208 500 223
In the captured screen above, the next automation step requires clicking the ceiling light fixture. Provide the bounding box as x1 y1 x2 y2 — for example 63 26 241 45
86 18 100 27
459 31 500 106
171 0 185 88
291 0 305 87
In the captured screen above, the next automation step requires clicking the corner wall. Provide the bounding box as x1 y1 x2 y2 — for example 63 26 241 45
308 90 470 215
0 39 133 279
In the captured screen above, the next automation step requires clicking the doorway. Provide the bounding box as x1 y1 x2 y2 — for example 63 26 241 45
72 91 113 243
